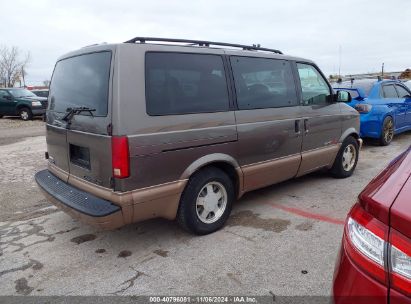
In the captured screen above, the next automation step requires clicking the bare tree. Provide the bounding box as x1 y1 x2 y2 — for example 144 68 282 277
43 80 50 87
0 45 30 87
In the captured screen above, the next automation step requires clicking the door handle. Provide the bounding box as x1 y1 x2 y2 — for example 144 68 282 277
304 119 309 134
295 120 301 135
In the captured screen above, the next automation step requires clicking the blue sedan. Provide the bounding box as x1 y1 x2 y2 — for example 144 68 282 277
333 79 411 145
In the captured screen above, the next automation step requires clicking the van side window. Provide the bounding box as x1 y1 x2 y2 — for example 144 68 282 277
297 63 331 105
230 56 298 110
145 52 229 115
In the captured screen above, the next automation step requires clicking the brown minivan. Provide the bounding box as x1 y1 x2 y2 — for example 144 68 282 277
35 37 361 234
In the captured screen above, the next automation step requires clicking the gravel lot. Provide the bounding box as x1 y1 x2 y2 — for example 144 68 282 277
0 117 410 298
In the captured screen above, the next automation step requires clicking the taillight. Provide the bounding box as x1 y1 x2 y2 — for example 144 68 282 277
344 203 411 296
390 229 411 296
111 136 130 179
355 103 372 113
344 203 388 283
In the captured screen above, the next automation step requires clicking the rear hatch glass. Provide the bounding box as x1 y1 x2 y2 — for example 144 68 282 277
49 51 111 116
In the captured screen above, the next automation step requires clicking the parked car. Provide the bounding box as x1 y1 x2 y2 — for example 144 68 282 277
333 79 411 146
333 145 411 304
31 89 49 98
0 88 48 120
35 37 361 235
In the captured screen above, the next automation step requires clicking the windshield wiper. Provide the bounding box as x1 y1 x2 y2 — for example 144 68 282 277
62 106 96 126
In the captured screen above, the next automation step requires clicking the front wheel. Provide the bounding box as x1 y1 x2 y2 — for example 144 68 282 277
330 136 359 178
19 107 33 121
177 167 234 235
380 116 394 146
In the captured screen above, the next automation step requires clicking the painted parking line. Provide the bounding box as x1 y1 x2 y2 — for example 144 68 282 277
267 203 345 226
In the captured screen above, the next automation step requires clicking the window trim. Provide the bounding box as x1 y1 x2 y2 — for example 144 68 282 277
295 61 333 106
228 55 299 111
144 51 232 116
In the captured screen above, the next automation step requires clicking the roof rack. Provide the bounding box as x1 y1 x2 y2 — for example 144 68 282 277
124 37 283 54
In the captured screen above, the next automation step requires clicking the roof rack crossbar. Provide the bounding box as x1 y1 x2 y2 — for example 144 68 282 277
124 37 283 54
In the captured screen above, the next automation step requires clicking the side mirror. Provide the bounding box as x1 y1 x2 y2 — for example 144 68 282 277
336 90 352 102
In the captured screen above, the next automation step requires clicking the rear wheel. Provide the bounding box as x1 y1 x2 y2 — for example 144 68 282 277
380 116 394 146
330 136 359 178
19 107 33 121
177 167 234 235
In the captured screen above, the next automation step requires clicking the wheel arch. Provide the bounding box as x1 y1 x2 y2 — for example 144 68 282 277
339 127 360 143
16 104 31 111
180 153 244 199
382 112 395 125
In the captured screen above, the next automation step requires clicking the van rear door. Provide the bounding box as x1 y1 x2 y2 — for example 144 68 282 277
47 50 114 188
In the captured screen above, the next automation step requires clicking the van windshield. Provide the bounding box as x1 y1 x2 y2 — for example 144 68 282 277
49 51 111 116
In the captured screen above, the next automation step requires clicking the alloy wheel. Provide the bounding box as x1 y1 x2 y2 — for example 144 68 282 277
20 110 29 120
342 144 357 172
195 181 228 224
383 119 394 144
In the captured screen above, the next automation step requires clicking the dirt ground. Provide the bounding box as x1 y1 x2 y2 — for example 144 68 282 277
0 117 410 298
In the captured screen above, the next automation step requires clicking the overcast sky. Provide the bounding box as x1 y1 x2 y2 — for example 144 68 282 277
1 0 410 85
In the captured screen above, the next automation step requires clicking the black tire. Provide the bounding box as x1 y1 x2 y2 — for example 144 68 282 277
330 136 359 178
0 115 3 119
380 116 394 146
19 107 33 121
177 167 234 235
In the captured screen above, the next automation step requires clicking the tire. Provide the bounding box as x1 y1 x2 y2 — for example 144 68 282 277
177 167 234 235
0 115 3 119
380 116 394 146
330 136 359 178
19 107 33 121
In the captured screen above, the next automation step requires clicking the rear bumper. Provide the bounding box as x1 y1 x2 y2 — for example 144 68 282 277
35 169 125 229
357 138 363 150
359 114 382 139
36 165 187 229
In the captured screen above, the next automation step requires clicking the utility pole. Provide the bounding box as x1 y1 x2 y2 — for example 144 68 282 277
381 63 384 78
338 45 342 78
21 67 26 88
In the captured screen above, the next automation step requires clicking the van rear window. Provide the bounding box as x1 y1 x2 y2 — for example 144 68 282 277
49 51 111 116
145 52 230 115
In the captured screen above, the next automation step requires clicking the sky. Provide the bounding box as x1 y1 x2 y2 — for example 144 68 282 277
1 0 410 85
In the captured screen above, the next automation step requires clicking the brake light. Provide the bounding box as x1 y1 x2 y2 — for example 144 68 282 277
344 203 388 283
355 103 372 113
111 136 130 179
390 229 411 296
344 202 411 296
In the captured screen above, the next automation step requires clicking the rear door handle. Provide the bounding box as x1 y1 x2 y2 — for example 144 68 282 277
303 119 309 134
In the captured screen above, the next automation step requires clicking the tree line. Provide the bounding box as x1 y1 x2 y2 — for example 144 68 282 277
0 45 30 88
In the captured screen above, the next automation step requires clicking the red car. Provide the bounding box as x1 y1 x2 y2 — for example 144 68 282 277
333 146 411 304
